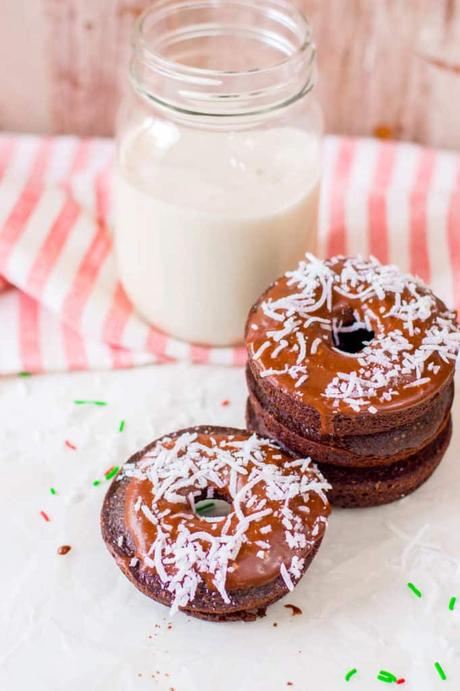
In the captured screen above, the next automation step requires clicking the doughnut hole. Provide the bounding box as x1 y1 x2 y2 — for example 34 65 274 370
331 305 374 354
191 489 233 518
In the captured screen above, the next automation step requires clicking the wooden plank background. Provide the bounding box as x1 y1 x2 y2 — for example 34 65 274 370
2 0 460 148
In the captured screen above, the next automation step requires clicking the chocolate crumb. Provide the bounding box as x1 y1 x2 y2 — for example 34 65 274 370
57 545 72 555
287 683 294 687
284 604 302 616
273 622 278 627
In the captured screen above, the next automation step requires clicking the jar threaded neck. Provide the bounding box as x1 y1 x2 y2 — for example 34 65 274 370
130 0 316 118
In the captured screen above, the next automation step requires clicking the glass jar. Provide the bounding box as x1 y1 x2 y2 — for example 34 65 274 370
114 0 323 346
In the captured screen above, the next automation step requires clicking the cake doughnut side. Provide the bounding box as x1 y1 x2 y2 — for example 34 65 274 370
101 426 330 621
246 369 454 467
247 398 452 508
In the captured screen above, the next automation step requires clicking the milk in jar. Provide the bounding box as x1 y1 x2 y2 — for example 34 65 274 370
114 0 323 345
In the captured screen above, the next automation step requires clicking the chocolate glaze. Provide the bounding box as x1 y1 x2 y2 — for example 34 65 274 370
121 429 329 592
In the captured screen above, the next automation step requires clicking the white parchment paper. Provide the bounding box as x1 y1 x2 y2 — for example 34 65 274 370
1 364 459 691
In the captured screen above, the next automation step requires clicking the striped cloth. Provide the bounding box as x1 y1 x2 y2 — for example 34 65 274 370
0 133 458 375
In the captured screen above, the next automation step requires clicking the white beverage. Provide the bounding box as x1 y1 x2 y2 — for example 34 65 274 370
114 122 321 345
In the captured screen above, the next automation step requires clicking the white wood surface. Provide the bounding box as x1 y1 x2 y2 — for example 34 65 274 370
2 1 460 148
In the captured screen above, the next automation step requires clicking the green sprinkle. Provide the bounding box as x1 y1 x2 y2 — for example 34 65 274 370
434 662 447 681
92 479 101 487
18 371 32 377
345 668 357 682
49 487 57 495
407 582 422 598
119 420 125 432
105 466 120 480
195 501 215 515
449 596 456 611
377 670 397 684
74 400 108 406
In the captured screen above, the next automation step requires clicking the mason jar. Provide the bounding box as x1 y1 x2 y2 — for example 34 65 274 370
114 0 323 346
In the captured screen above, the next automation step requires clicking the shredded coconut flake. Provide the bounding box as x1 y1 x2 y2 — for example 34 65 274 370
280 563 294 591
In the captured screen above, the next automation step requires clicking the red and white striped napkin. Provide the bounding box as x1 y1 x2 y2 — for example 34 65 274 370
0 133 458 375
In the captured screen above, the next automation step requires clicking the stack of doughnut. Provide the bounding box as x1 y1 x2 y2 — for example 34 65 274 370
101 426 330 620
245 254 460 508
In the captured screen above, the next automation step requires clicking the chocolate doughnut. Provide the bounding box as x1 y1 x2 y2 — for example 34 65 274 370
101 426 330 621
245 255 459 507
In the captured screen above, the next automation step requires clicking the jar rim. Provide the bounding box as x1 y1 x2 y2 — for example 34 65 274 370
130 0 317 118
134 0 314 79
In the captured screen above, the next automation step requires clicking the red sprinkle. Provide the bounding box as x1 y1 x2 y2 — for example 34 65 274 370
40 511 50 522
396 680 406 685
65 440 77 450
221 399 230 407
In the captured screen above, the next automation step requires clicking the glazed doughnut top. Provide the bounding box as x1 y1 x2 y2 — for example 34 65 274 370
246 254 460 416
119 428 330 614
